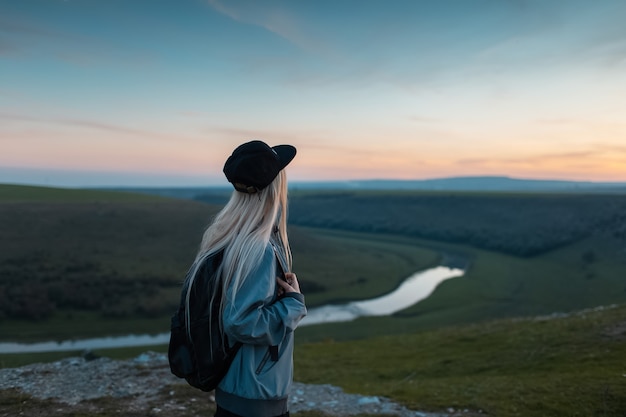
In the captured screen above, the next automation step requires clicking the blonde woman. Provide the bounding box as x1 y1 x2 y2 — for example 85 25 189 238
194 140 306 417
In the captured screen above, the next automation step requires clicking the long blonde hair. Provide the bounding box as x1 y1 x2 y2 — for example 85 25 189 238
184 170 291 333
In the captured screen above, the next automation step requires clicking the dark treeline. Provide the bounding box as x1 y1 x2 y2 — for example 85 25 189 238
286 192 626 257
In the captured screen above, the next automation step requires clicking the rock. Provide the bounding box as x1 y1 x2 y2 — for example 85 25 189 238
358 396 380 405
82 350 100 361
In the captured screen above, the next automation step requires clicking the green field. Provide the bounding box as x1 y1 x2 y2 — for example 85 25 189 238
295 304 626 417
1 184 626 416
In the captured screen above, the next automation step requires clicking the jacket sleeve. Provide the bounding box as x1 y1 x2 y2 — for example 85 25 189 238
222 245 307 346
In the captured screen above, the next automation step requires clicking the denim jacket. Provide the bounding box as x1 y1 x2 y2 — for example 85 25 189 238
215 243 307 417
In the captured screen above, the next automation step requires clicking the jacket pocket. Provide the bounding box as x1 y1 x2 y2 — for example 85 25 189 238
255 347 272 375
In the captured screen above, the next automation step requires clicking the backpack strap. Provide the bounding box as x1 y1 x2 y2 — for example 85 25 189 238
270 238 289 279
269 238 288 362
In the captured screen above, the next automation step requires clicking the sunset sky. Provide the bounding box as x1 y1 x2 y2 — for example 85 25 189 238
2 0 626 187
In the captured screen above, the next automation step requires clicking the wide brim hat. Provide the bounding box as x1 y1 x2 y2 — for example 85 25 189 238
223 140 296 193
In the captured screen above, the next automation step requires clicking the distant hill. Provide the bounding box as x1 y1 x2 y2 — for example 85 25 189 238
110 176 626 199
291 176 626 192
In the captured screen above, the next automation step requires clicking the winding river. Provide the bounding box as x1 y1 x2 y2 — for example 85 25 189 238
0 265 464 354
300 265 464 326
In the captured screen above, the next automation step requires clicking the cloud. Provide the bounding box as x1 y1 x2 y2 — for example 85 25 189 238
593 143 626 154
458 150 596 167
0 12 153 67
203 0 626 95
203 125 388 164
0 16 64 38
456 145 626 177
535 117 626 130
585 37 626 69
0 15 66 56
0 112 161 139
207 0 328 56
535 118 579 125
204 125 332 148
473 1 626 75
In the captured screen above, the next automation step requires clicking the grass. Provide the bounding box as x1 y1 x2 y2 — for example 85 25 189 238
0 183 166 203
0 344 168 369
295 304 626 417
0 312 171 344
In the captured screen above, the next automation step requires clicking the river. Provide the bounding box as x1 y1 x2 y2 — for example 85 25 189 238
0 265 464 354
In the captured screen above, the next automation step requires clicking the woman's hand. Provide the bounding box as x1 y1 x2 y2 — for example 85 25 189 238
276 272 301 295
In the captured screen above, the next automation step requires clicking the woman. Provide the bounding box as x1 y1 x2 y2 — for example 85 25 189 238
193 140 307 417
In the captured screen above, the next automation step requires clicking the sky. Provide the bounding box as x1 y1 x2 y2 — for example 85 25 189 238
2 0 626 187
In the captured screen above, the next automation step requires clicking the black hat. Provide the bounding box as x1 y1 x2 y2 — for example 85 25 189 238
223 140 297 193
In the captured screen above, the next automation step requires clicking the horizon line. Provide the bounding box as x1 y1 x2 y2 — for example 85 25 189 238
3 175 626 191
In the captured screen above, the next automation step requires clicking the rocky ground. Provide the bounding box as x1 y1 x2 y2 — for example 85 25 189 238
0 352 482 417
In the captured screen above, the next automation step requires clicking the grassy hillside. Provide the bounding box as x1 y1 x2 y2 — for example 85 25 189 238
295 304 626 417
0 185 437 341
0 185 216 324
0 183 164 202
292 228 626 343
